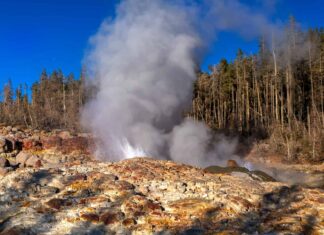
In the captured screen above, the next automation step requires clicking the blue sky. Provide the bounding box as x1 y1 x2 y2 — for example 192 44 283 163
0 0 323 92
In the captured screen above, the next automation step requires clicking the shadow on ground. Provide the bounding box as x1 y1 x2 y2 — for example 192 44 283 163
181 185 317 234
0 169 319 234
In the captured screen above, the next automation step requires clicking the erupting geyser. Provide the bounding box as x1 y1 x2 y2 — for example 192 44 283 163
82 0 280 167
82 0 203 162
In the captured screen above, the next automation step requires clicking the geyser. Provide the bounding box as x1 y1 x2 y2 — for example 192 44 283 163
83 0 202 162
82 0 280 167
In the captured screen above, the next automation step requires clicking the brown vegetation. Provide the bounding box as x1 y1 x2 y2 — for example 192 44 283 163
189 21 324 162
0 67 92 130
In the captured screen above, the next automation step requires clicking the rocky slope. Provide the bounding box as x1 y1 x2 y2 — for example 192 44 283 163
0 156 323 234
0 127 323 234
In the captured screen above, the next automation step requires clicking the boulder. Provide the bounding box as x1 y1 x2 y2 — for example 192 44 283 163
25 155 42 168
16 151 31 167
16 152 42 168
58 131 71 139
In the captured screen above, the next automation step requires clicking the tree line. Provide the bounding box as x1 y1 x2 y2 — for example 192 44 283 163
0 68 90 130
189 19 323 162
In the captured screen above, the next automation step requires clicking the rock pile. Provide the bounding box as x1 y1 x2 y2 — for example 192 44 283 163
0 126 94 154
0 126 94 177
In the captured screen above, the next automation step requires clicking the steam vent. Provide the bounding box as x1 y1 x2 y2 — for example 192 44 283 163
0 129 322 234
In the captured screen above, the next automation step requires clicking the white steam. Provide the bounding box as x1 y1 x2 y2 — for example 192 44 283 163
119 138 147 159
82 0 280 167
83 0 199 162
170 119 241 167
205 0 282 40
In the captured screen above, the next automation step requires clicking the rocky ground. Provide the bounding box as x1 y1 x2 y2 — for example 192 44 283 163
0 126 323 234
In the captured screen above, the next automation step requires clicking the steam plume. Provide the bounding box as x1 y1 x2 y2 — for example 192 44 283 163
82 0 280 166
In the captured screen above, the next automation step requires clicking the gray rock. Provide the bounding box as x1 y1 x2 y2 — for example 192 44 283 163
58 131 71 139
25 155 42 167
16 151 31 166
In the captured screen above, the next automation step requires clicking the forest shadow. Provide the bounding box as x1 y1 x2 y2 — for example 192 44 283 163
0 168 127 235
52 185 317 235
0 169 59 235
181 185 317 234
68 223 110 235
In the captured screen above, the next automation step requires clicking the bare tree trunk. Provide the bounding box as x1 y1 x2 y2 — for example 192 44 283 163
308 43 315 110
63 83 67 127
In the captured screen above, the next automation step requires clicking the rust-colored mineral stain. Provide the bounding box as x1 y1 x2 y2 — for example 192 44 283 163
80 213 99 223
66 174 87 182
116 180 135 190
21 201 31 207
99 212 120 225
45 198 65 210
122 218 137 227
67 180 91 191
146 201 162 211
167 198 214 213
35 206 54 214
